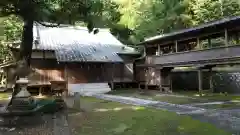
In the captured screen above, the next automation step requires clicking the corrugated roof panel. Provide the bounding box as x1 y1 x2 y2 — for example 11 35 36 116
33 22 137 62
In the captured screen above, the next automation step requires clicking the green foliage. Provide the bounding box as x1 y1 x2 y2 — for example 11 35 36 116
1 0 240 51
3 15 23 41
0 41 13 63
190 0 240 24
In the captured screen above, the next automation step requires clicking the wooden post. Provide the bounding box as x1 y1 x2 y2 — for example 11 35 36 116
235 32 239 44
159 69 162 92
175 41 178 52
208 38 211 48
224 29 228 46
209 68 213 92
64 65 68 96
111 63 115 90
170 73 173 92
121 63 124 82
101 64 104 81
145 68 148 90
197 38 200 50
198 68 203 93
39 87 42 96
157 45 161 56
73 92 81 110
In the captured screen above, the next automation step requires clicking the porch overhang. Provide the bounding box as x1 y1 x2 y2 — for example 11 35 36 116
145 45 240 68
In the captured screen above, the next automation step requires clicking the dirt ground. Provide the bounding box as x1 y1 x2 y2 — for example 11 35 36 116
0 97 79 135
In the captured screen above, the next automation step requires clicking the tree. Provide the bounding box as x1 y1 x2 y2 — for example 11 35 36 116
188 0 240 24
0 0 110 105
0 0 104 67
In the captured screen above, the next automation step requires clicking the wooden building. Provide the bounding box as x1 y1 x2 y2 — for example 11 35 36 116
135 16 240 92
2 22 140 94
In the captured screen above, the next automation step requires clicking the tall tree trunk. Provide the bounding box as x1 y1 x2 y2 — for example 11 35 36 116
8 19 34 107
20 19 34 66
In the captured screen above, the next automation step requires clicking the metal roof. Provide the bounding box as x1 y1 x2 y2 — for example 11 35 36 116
32 22 138 62
141 16 240 44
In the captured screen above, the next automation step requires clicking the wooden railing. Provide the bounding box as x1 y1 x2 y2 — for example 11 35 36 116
146 45 240 67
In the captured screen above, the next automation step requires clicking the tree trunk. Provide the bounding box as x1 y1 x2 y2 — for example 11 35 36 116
8 19 34 107
20 19 34 66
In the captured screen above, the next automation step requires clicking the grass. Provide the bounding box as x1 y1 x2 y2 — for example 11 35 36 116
176 91 240 101
195 101 240 109
68 96 231 135
108 90 207 104
108 89 240 105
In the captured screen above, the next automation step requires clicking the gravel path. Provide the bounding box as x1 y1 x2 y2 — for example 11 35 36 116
83 93 240 135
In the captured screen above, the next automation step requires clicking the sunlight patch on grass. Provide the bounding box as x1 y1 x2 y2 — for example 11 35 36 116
69 96 231 135
94 106 145 112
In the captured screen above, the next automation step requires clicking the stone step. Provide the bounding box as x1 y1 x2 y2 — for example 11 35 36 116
68 83 111 95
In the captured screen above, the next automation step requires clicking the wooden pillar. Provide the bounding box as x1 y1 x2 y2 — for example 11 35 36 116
101 64 104 81
121 63 124 82
159 68 162 92
175 40 178 52
157 45 161 56
224 29 228 46
145 68 148 90
133 61 136 81
209 68 213 92
170 73 173 92
111 63 115 90
208 38 211 48
64 65 68 96
198 68 203 93
235 32 239 44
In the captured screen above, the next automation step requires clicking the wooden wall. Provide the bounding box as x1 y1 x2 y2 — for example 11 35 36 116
4 58 135 88
66 62 126 83
28 59 65 84
135 67 161 85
